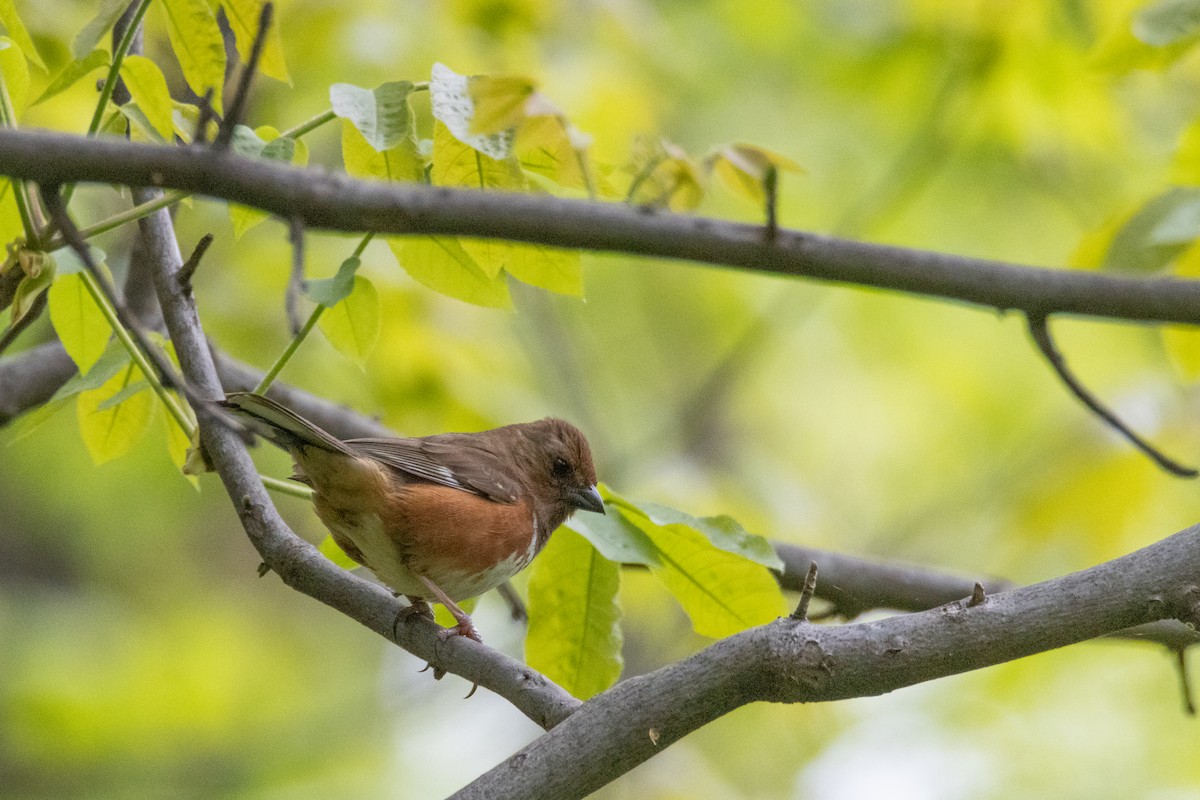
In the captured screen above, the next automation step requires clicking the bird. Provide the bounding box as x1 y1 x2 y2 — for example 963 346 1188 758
220 392 604 642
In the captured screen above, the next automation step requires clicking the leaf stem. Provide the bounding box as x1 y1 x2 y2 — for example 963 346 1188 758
261 474 314 499
280 109 336 139
0 69 38 244
253 232 374 394
85 0 153 139
79 269 195 437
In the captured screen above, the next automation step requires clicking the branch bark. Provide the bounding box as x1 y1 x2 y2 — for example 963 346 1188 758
133 186 581 730
453 523 1200 800
1 128 1200 325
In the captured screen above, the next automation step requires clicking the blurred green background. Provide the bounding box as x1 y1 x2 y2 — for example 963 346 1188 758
3 0 1200 797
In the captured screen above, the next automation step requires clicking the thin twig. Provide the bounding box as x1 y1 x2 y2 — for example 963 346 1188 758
193 88 217 146
763 164 778 242
40 183 199 420
497 581 528 623
0 288 46 356
178 233 215 292
1176 648 1195 716
789 561 819 621
213 2 274 150
1026 313 1198 478
285 216 305 335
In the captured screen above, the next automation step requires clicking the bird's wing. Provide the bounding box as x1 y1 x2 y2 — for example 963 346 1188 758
345 434 521 503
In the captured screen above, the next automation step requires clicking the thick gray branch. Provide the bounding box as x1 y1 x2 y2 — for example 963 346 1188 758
455 523 1200 800
135 187 580 731
0 128 1199 325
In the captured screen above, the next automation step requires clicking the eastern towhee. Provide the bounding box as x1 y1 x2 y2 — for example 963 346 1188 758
221 392 604 641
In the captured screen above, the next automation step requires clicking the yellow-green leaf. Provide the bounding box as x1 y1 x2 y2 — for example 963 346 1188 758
158 0 226 113
432 119 525 191
76 362 155 464
331 81 415 152
430 62 515 159
317 275 379 367
388 236 511 308
607 489 787 639
72 0 129 59
120 55 175 141
228 125 308 237
709 143 803 204
162 401 199 488
0 178 26 256
318 535 360 570
628 140 706 211
504 243 582 296
0 36 30 113
48 272 111 376
469 74 537 136
0 0 45 70
526 527 622 700
34 49 110 106
340 120 423 182
516 115 593 192
219 0 291 84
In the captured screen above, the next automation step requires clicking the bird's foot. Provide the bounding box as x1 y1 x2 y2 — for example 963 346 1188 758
437 617 483 643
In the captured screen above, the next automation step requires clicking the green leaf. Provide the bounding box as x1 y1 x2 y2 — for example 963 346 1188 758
318 534 360 570
228 125 307 237
219 0 291 84
48 272 112 376
97 380 149 411
0 0 45 70
11 338 139 446
566 509 658 567
159 0 226 114
634 501 784 571
708 143 803 204
526 527 622 700
120 55 174 140
51 244 106 275
161 406 199 489
76 360 155 464
0 36 30 113
34 49 110 106
119 101 168 143
1101 188 1200 271
0 178 24 250
431 118 525 191
317 275 379 367
468 74 537 136
601 486 787 638
1134 0 1200 46
72 0 130 59
330 81 415 151
430 62 515 160
516 115 595 193
504 243 582 296
340 119 423 182
626 509 786 638
430 120 527 280
304 256 360 307
388 235 511 308
8 248 54 321
52 341 133 401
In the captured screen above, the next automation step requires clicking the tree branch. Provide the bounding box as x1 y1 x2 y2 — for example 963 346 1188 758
454 523 1200 800
1026 312 1197 477
1 129 1200 325
134 185 581 731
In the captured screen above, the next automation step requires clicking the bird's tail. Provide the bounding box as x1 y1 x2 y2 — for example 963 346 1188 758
220 392 352 454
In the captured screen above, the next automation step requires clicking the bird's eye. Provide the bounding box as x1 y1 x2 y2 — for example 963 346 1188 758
552 456 571 478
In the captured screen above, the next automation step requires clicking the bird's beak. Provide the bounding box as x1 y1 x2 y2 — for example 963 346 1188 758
568 484 605 514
